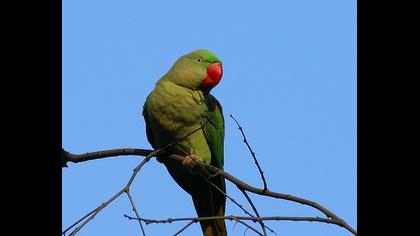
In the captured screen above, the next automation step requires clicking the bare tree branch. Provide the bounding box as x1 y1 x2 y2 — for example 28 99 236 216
63 115 356 235
66 156 152 236
129 214 345 225
125 215 265 236
63 126 207 235
62 208 97 235
124 214 352 235
62 123 207 168
167 154 357 235
229 114 270 235
63 148 356 235
62 148 152 167
229 114 268 191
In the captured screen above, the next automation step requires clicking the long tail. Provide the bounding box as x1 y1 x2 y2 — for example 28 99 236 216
163 160 227 235
191 175 227 236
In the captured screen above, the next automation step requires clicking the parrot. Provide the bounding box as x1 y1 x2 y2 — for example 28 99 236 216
142 49 227 236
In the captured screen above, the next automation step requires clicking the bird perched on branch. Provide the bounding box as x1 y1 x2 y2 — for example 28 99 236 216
143 49 227 236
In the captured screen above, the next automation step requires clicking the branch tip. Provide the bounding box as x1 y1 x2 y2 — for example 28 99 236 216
229 114 269 190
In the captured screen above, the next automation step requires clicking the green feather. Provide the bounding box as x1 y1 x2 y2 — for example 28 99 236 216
202 94 225 169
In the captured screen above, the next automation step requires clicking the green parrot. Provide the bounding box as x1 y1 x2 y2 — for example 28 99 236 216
142 49 227 236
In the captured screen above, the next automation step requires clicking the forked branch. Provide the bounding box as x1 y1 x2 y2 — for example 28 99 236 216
62 149 356 235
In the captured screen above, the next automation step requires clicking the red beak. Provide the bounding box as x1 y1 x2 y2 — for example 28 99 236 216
201 63 223 88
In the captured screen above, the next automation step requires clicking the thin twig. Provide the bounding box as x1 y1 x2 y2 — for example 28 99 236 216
240 189 268 236
125 190 146 236
67 157 151 236
230 114 268 191
199 172 253 217
68 190 125 236
233 219 264 236
63 126 206 236
173 220 195 236
62 208 97 235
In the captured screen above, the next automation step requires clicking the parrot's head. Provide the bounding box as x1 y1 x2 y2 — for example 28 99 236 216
165 49 223 91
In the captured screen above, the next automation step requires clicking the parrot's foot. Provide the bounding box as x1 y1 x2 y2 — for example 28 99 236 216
182 154 201 170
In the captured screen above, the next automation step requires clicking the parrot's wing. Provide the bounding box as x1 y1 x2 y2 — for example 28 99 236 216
198 94 227 234
202 94 225 170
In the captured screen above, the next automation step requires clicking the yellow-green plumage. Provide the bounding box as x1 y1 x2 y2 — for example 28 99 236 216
143 49 227 236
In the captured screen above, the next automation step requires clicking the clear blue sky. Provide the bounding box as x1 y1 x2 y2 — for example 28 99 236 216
62 1 356 235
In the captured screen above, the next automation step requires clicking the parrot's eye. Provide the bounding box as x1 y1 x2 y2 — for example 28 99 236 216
196 57 203 63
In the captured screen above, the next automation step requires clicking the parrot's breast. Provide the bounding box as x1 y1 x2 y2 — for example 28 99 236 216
145 79 211 163
147 80 206 132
